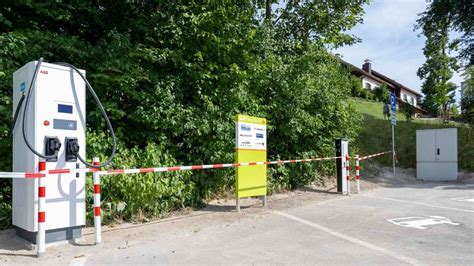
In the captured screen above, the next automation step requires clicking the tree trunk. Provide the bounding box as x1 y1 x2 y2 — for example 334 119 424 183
265 0 272 25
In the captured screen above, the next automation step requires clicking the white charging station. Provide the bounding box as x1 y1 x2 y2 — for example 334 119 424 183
12 61 86 243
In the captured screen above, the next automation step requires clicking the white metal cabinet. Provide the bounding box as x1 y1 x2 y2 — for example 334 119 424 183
416 128 458 180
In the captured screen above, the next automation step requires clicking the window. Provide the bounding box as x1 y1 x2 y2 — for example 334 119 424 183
409 97 414 105
403 94 408 102
365 83 371 90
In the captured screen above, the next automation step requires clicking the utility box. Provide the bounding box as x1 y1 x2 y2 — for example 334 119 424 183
335 139 349 193
12 61 86 243
416 128 458 181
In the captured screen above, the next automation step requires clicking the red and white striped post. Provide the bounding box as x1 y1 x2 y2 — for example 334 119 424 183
37 159 46 257
356 154 360 193
93 157 101 244
346 154 350 195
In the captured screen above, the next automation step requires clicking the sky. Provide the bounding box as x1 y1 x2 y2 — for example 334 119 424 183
334 0 463 102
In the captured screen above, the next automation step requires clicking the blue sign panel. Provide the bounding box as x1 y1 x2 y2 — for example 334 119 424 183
390 92 396 112
390 92 396 125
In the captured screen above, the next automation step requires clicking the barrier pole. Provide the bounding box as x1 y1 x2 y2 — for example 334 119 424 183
346 154 350 195
93 157 101 244
37 159 46 257
356 155 360 193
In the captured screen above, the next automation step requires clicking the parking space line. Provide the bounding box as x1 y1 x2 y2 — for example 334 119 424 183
272 211 419 265
361 195 474 213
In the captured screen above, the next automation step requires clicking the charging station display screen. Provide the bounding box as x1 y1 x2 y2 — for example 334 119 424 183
58 104 73 114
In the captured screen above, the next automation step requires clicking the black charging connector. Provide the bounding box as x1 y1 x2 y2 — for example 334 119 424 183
44 137 61 162
65 137 80 162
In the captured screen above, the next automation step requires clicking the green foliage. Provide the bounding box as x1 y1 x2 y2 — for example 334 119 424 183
416 1 463 118
349 76 364 97
86 131 197 224
461 67 474 124
0 2 364 229
373 84 390 103
399 102 416 121
414 0 472 68
353 99 473 171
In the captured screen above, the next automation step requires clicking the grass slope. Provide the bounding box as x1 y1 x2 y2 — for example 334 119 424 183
351 98 473 171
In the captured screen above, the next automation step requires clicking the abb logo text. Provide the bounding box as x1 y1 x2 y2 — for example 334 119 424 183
40 70 48 74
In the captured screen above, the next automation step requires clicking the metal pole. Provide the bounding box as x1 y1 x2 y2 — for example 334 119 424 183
392 124 396 176
93 157 101 244
346 154 350 195
37 159 46 257
356 155 360 193
236 197 240 212
262 195 267 207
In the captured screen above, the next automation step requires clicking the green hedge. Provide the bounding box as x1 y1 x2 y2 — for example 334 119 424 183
0 3 361 229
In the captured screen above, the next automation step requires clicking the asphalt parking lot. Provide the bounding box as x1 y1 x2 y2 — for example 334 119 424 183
0 180 473 265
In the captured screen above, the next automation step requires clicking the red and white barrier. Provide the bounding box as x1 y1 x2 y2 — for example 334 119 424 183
1 156 341 179
345 154 350 195
37 159 46 257
359 151 391 161
355 155 360 193
93 157 101 244
356 150 391 193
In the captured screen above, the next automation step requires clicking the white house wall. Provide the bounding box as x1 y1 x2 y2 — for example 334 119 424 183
361 76 382 90
400 89 417 106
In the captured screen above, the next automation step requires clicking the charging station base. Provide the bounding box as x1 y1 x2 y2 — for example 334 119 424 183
15 226 82 244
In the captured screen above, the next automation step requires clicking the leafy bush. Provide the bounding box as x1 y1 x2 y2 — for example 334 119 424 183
350 76 363 97
373 84 390 103
0 2 361 229
400 102 416 121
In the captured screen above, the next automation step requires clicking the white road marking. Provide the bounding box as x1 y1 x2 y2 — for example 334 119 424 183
450 196 474 202
387 216 460 230
273 211 419 265
361 195 474 213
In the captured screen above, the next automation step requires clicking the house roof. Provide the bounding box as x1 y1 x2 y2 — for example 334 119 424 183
340 60 423 97
370 70 422 97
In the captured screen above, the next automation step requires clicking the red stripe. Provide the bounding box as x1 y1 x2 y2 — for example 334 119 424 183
356 175 360 180
264 162 272 165
38 161 46 171
290 160 296 163
347 175 350 180
248 162 257 165
167 166 181 171
139 168 155 173
94 207 101 216
301 160 306 163
191 165 204 170
232 163 241 166
38 212 45 223
94 184 100 194
212 164 223 168
38 186 45 197
355 166 360 170
49 169 70 174
93 161 100 166
25 173 44 178
346 166 349 170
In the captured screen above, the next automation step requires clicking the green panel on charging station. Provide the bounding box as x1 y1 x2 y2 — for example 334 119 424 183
235 115 267 198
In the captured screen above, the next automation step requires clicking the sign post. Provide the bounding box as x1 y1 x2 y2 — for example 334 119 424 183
235 115 267 212
390 92 396 176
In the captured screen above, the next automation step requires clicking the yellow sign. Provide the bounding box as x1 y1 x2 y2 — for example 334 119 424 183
235 114 267 198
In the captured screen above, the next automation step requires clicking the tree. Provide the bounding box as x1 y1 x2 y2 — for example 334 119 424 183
461 66 474 124
264 1 368 47
416 6 459 119
373 84 390 103
415 1 473 69
399 102 416 122
0 1 366 227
